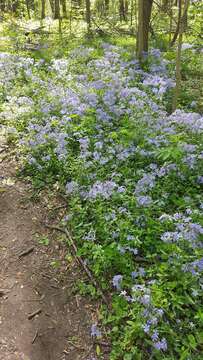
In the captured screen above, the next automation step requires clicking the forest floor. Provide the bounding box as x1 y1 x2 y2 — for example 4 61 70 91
0 133 98 360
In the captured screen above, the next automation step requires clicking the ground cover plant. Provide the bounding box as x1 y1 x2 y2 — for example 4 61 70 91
0 34 202 359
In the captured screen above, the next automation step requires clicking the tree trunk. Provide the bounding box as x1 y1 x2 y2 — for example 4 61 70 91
172 0 190 111
49 0 55 15
130 0 134 26
169 0 173 44
54 0 60 19
170 0 182 46
137 0 153 60
60 0 67 18
119 0 126 21
41 0 46 19
85 0 91 32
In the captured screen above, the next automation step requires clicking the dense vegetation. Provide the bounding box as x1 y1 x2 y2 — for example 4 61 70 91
0 0 203 359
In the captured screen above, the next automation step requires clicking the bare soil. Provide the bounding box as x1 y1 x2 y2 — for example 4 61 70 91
0 142 100 360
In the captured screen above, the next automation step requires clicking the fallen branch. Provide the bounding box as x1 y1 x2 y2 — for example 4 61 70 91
19 246 34 258
0 147 8 154
67 340 86 350
44 223 109 308
31 330 38 344
0 289 7 297
28 308 42 320
81 344 94 360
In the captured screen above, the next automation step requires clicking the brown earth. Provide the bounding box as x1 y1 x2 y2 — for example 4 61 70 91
0 139 103 360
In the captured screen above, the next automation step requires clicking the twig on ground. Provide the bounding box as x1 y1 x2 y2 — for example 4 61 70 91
67 340 86 350
75 294 80 308
63 349 69 355
43 223 109 308
31 330 38 344
0 147 7 154
81 344 94 360
19 246 34 258
28 308 42 320
0 289 7 297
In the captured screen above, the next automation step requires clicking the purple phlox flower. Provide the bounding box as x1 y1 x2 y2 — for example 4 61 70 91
142 323 150 333
159 214 173 222
192 289 198 297
66 180 79 194
156 308 164 317
151 330 159 342
91 324 101 338
137 195 152 207
139 267 146 276
112 275 123 290
161 231 181 243
127 235 135 241
63 214 72 222
151 317 158 325
140 294 151 306
135 173 155 195
117 245 126 254
105 211 116 221
94 141 103 149
88 180 117 199
112 231 119 239
132 284 146 292
118 207 128 214
42 155 51 161
131 271 138 279
154 338 167 351
117 186 126 193
84 229 96 242
197 176 203 184
79 137 89 151
126 247 138 255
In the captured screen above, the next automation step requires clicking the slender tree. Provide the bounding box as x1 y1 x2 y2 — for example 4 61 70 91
49 0 55 15
60 0 67 18
171 0 183 46
172 0 190 111
41 0 46 19
137 0 153 60
54 0 60 19
85 0 91 32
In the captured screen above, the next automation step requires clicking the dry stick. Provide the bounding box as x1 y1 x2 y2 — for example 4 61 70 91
44 224 109 308
67 340 86 351
19 246 35 258
31 330 38 344
0 289 6 297
28 308 42 320
81 344 94 360
0 147 8 154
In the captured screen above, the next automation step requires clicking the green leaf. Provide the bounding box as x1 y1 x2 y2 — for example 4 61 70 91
187 334 197 350
96 344 101 356
124 354 133 360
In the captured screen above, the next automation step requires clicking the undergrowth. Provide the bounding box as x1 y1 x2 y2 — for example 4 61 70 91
0 31 203 359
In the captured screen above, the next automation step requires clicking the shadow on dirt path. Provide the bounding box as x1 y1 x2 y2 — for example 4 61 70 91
0 142 98 360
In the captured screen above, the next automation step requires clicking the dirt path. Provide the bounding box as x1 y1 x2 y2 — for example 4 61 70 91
0 139 96 360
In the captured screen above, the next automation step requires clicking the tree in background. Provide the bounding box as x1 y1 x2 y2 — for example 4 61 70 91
137 0 153 60
85 0 91 32
172 0 190 111
41 0 46 19
54 0 60 19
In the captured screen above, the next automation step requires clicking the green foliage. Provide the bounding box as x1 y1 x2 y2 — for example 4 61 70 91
1 22 203 360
